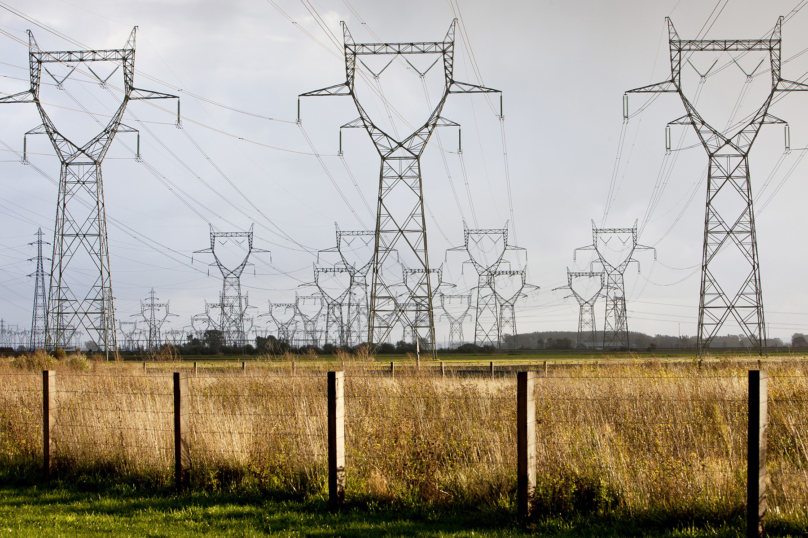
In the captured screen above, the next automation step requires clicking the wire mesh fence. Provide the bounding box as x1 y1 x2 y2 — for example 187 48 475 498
0 360 805 521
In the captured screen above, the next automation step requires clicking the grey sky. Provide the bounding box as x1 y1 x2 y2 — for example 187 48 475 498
1 0 808 345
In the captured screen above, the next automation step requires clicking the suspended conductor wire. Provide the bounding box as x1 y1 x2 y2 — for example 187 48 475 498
498 116 517 245
758 147 808 214
601 122 628 227
337 155 374 218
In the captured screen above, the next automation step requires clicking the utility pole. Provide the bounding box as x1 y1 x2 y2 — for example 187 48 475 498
28 228 50 350
301 21 500 359
554 269 605 350
195 225 268 350
575 221 654 350
626 17 806 355
0 28 179 356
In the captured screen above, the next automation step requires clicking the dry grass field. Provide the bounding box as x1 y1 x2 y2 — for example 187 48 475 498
0 350 806 530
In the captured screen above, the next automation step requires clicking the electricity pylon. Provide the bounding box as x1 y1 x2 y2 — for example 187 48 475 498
301 20 499 359
575 221 654 350
195 225 268 348
117 320 138 352
135 288 176 351
492 269 536 350
448 223 523 347
0 29 179 356
402 266 453 347
312 265 355 347
28 228 50 350
295 294 323 348
554 269 605 349
626 17 806 355
262 301 298 344
440 293 472 349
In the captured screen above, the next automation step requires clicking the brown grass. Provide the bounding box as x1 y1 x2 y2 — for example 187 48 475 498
0 354 806 522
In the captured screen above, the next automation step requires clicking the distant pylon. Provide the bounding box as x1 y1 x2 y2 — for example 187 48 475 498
28 228 50 350
301 21 500 359
575 221 654 350
440 294 472 349
492 269 536 349
626 17 806 355
554 269 605 349
402 267 453 346
135 288 176 351
195 225 268 349
0 28 179 356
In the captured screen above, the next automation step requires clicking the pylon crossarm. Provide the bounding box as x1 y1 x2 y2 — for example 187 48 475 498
130 88 178 100
627 80 676 93
776 79 808 91
448 81 500 94
300 83 351 97
0 90 34 103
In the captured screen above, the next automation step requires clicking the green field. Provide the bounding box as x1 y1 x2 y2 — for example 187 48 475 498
0 485 777 537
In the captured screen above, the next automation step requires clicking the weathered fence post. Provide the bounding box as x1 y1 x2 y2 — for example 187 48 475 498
543 361 548 377
173 371 190 492
490 361 495 379
390 361 395 378
242 361 247 375
143 361 146 374
42 370 55 481
748 369 768 538
193 362 198 377
292 360 296 376
518 371 536 519
328 371 345 507
441 361 445 379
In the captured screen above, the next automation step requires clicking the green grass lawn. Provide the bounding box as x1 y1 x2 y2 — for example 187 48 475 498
2 485 798 537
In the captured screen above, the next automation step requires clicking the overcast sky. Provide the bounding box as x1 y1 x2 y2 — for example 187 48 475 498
2 0 808 345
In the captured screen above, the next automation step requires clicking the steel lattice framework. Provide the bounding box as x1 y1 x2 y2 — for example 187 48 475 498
263 301 298 344
0 29 179 355
627 17 807 354
575 221 654 350
135 288 176 351
555 269 605 350
440 294 472 349
449 223 523 348
301 21 499 359
195 225 268 349
401 266 452 346
492 269 535 350
312 265 355 347
28 228 50 350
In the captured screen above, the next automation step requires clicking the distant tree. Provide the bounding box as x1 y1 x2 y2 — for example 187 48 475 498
792 333 808 348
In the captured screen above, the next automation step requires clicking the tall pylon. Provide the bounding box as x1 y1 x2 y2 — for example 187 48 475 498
492 269 535 349
440 293 472 349
449 223 523 348
301 21 500 359
195 225 268 349
554 269 605 349
575 221 654 350
28 228 50 350
135 288 176 351
627 17 807 354
0 28 179 355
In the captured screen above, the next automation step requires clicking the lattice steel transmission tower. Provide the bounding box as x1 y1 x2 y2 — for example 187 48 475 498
195 225 268 348
262 301 298 344
493 269 535 350
554 269 605 349
312 265 355 347
449 223 522 348
402 267 452 347
0 29 179 355
28 228 50 350
575 221 654 350
135 288 176 351
301 21 499 358
440 293 472 349
627 17 805 355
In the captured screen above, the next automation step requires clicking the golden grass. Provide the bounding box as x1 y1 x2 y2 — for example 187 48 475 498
0 354 806 521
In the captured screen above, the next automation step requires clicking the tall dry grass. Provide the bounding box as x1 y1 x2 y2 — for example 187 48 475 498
0 354 806 523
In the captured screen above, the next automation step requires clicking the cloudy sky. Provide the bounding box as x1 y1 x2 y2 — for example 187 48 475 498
1 0 808 346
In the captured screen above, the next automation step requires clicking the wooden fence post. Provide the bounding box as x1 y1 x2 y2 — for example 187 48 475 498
490 361 494 379
242 361 247 375
390 361 395 378
173 372 190 492
518 371 536 519
328 371 345 507
143 361 146 374
42 370 55 481
748 369 768 538
543 361 547 377
193 362 198 377
292 360 296 376
441 361 445 379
